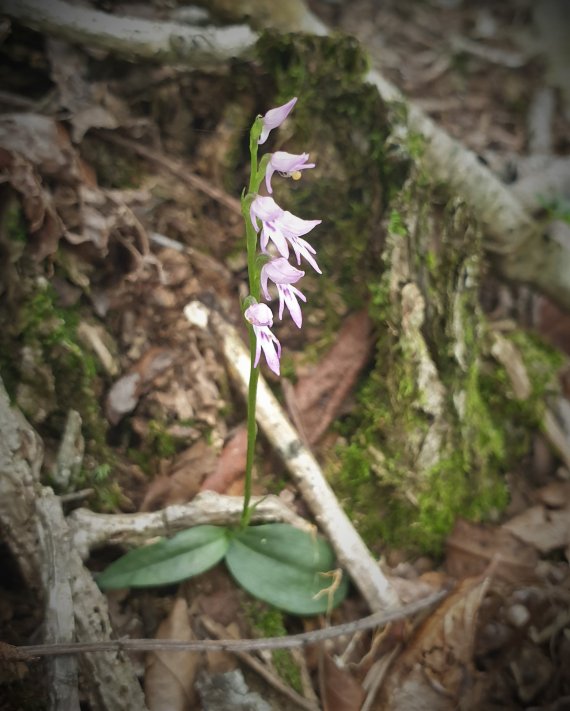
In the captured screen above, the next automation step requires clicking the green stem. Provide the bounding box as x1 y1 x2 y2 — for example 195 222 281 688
240 118 264 529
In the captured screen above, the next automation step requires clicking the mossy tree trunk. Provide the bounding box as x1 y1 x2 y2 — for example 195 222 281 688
259 33 560 553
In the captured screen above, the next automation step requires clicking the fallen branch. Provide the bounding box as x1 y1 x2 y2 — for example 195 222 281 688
97 132 242 215
184 301 400 612
68 491 311 560
1 0 256 66
7 589 447 658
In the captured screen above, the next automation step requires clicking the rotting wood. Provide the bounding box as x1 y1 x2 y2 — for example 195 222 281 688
0 377 148 711
184 300 401 613
1 0 256 66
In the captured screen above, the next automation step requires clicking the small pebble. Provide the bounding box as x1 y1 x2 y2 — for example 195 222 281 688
506 603 530 628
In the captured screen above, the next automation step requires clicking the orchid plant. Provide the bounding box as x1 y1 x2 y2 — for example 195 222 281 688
97 99 348 615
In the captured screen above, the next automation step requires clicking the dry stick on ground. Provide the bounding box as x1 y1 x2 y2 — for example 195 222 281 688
68 491 312 560
184 300 400 612
7 590 447 659
98 132 242 216
0 378 148 711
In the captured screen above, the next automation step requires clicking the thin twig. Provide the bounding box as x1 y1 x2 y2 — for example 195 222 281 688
6 590 447 659
97 131 242 215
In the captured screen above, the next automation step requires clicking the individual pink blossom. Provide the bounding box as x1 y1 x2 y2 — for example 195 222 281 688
249 195 289 257
279 211 322 273
261 258 306 327
244 302 281 375
265 151 315 194
258 97 297 145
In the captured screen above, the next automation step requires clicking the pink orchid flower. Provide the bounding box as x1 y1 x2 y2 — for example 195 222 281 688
261 258 306 328
258 97 297 145
278 211 322 273
244 302 281 375
265 151 316 194
249 195 289 258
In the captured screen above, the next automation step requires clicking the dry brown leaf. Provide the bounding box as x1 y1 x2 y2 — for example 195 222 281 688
140 439 218 511
0 113 78 178
144 597 200 711
105 347 175 424
373 578 489 711
445 519 539 583
46 38 120 142
0 148 63 260
534 480 570 508
319 651 364 711
293 310 374 444
503 505 570 554
200 426 247 494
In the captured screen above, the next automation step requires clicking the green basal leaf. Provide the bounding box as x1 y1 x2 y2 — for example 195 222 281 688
97 525 229 590
226 523 349 615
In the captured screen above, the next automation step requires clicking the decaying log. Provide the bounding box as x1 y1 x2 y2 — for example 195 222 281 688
1 0 256 66
184 301 400 613
0 377 148 711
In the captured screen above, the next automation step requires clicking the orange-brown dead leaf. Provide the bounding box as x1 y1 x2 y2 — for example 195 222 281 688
200 426 247 494
445 518 539 583
373 578 489 711
144 596 200 711
319 650 364 711
293 310 374 445
140 439 218 511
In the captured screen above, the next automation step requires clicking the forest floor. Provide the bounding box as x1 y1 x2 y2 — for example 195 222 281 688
0 0 569 709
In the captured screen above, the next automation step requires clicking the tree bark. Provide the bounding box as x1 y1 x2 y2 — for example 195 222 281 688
0 377 148 711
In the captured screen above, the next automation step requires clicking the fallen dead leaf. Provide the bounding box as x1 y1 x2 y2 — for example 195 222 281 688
105 347 175 424
200 427 247 494
503 505 570 554
445 519 539 583
293 310 374 445
144 596 200 711
140 439 218 511
319 650 364 711
0 113 78 178
46 38 120 142
373 578 489 711
0 148 63 260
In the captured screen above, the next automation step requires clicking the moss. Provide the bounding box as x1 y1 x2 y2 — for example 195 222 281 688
245 602 302 693
330 312 561 555
4 198 27 245
250 33 564 556
256 32 409 318
326 187 563 555
0 279 113 494
20 286 107 444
